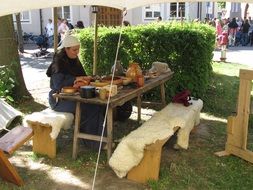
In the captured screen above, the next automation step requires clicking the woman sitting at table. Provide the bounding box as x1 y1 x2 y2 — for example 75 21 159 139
46 34 105 149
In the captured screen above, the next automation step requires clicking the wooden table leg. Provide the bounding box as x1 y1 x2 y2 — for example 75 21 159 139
72 102 81 159
137 94 141 123
107 107 113 161
160 83 166 108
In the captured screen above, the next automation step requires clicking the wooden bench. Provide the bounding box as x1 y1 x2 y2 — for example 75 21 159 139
127 99 203 183
109 99 203 184
127 126 179 183
0 125 33 186
24 109 74 158
26 121 56 158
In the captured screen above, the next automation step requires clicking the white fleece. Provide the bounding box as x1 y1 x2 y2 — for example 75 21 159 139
109 99 203 178
24 108 74 139
164 99 203 149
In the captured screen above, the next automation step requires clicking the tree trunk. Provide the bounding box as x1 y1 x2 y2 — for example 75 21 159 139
15 13 24 53
0 15 30 98
244 3 249 19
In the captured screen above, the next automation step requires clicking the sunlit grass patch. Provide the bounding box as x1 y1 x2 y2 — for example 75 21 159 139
148 62 253 190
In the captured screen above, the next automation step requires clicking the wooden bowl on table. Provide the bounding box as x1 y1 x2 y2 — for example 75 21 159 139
101 76 123 86
121 77 132 85
61 86 78 94
90 81 110 88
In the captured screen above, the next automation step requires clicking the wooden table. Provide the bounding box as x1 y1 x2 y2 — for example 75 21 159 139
54 71 173 161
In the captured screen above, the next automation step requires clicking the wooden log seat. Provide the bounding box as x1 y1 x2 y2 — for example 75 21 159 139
24 108 74 158
0 125 33 186
109 98 203 184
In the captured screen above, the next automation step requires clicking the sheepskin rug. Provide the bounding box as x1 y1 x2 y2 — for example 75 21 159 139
24 108 74 139
109 99 203 178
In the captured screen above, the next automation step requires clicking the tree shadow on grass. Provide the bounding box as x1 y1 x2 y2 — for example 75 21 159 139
1 130 148 190
0 162 92 190
14 96 47 114
152 118 253 190
0 142 93 190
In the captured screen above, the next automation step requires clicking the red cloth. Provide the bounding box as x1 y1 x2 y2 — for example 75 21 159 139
219 32 228 45
172 90 191 107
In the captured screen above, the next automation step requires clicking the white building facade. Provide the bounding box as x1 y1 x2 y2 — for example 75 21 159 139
225 2 253 19
16 2 249 36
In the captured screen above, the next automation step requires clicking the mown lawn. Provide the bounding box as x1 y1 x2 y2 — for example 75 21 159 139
1 61 253 190
148 62 253 190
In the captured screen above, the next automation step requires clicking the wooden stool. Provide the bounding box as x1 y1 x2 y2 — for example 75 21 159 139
26 121 56 158
0 125 33 186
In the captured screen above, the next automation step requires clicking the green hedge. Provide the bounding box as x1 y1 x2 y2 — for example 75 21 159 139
77 22 215 100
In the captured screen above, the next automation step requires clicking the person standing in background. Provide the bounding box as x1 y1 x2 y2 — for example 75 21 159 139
228 18 238 46
58 19 69 44
157 16 162 22
123 20 131 26
248 16 253 25
241 19 251 46
236 17 242 29
215 18 222 48
66 21 74 30
45 19 54 47
75 21 85 29
57 18 62 44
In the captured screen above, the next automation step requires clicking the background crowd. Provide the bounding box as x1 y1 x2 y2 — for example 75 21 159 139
45 18 85 48
211 16 253 47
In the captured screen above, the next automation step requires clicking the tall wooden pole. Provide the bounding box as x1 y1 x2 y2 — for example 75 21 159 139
180 6 183 25
93 11 98 75
53 7 58 53
244 3 249 19
15 13 24 53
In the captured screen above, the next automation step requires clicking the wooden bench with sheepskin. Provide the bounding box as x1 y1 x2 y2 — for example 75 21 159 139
24 108 74 158
109 98 203 183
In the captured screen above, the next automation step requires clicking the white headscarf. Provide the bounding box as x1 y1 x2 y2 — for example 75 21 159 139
57 35 80 50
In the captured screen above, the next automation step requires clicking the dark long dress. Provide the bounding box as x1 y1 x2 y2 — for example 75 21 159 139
46 50 105 149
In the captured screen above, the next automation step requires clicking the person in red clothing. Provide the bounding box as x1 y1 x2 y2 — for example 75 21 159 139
219 32 228 61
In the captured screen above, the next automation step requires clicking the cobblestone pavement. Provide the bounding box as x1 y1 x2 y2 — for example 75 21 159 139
20 44 53 106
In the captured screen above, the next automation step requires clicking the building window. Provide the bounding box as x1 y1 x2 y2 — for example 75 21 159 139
206 2 214 17
231 3 239 13
57 6 71 22
144 4 161 20
169 2 185 18
13 11 31 23
20 11 31 22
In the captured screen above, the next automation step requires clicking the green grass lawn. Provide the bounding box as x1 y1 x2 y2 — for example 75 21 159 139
2 61 253 190
148 62 253 190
